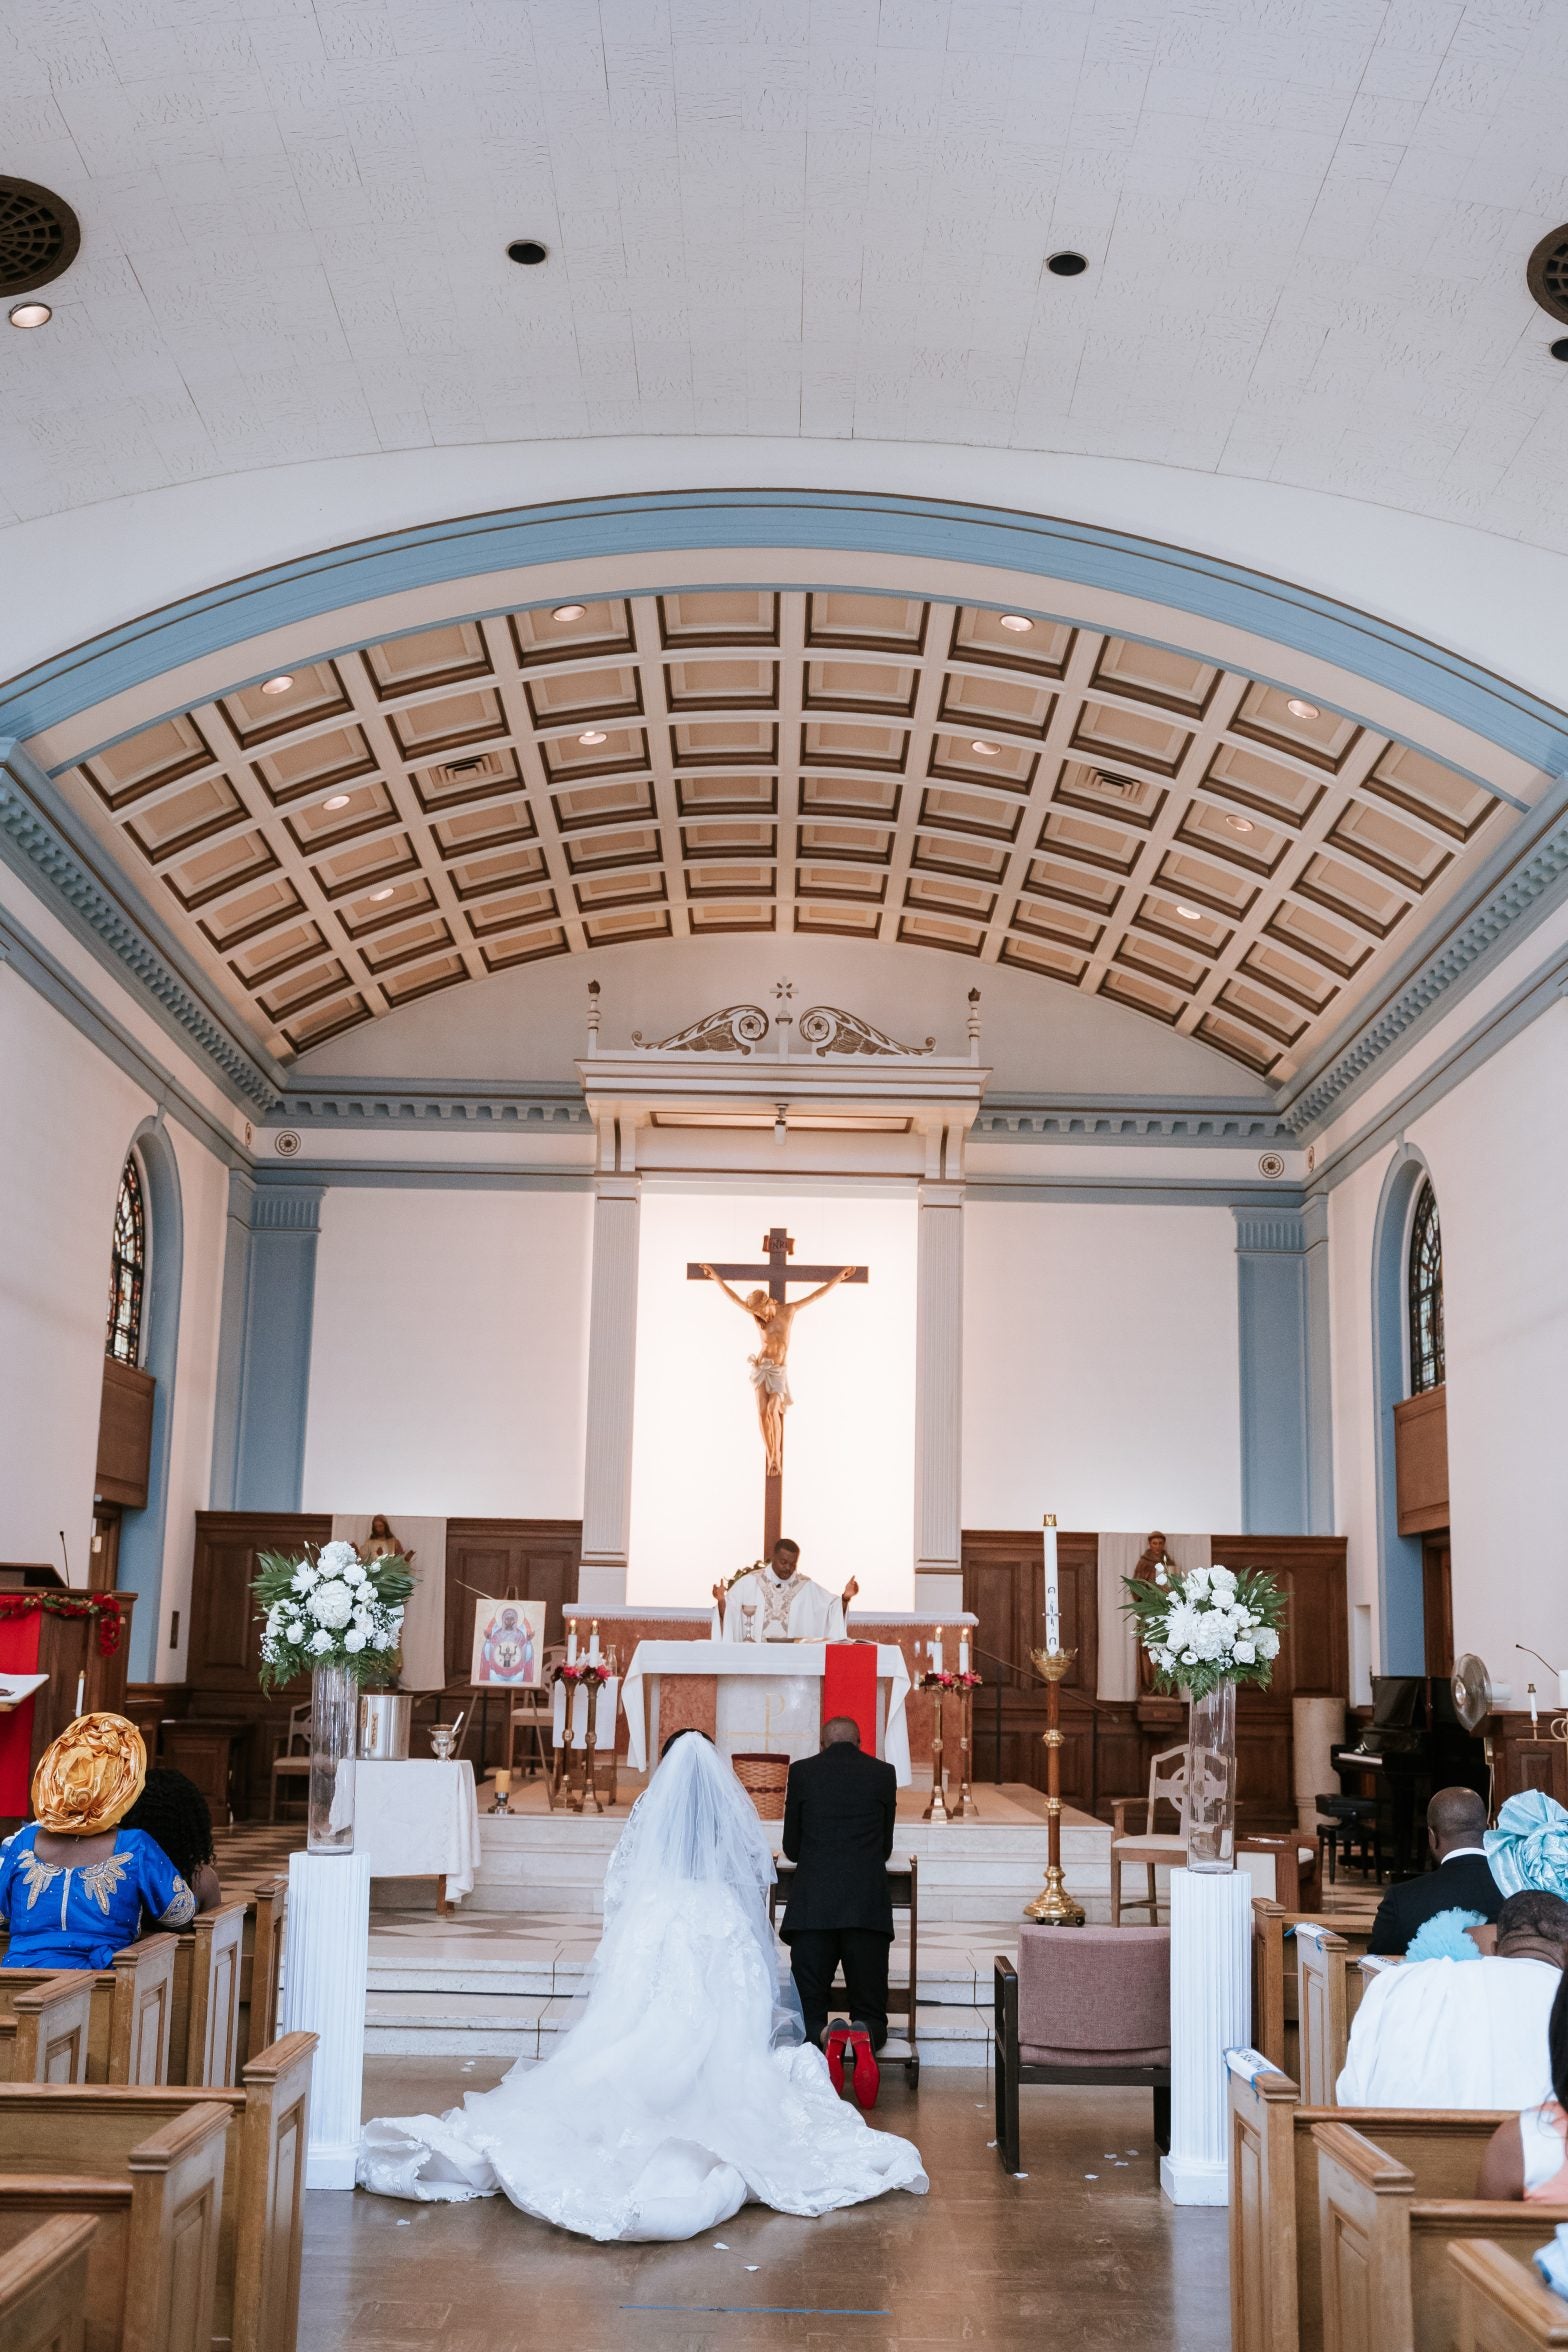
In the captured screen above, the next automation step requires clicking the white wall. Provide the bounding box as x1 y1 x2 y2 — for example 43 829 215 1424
962 1201 1243 1533
301 1187 592 1519
626 1190 917 1611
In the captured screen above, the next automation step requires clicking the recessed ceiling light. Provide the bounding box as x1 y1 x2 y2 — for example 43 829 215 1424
970 739 1000 757
507 239 549 265
323 793 351 811
998 613 1034 634
1175 904 1203 922
1225 814 1255 834
1046 251 1088 277
552 603 587 622
370 886 395 902
8 301 52 329
578 729 607 746
1286 697 1320 720
259 674 294 696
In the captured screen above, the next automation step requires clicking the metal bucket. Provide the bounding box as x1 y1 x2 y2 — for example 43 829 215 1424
358 1691 412 1760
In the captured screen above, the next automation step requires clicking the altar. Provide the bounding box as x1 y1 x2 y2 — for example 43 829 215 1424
621 1637 915 1783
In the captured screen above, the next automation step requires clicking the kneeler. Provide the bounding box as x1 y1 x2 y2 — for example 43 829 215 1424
821 1644 879 1754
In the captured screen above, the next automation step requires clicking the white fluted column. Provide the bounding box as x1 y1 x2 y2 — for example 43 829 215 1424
914 1180 965 1616
281 1852 370 2189
1161 1864 1253 2205
578 1173 641 1606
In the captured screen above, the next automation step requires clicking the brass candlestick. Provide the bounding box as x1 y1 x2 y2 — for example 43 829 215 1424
951 1678 975 1818
923 1680 951 1822
1025 1647 1085 1925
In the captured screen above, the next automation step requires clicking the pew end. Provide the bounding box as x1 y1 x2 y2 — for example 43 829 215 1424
0 2212 97 2352
1451 2239 1568 2351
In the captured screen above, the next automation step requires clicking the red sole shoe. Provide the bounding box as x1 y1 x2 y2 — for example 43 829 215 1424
848 2028 880 2111
824 2026 851 2095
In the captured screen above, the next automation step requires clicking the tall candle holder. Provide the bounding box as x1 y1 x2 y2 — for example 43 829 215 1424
1025 1646 1085 1925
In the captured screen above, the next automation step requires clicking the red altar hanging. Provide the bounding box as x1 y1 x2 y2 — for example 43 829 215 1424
821 1642 879 1756
0 1612 42 1815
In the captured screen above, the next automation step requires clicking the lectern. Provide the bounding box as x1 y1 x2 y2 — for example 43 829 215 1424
0 1565 137 1823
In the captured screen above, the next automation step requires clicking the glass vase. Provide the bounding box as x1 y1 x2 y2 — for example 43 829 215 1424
307 1663 357 1855
1184 1678 1237 1872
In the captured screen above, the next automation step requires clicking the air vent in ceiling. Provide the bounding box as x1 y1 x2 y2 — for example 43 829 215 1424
1092 770 1141 798
434 752 506 786
1526 225 1568 325
0 179 80 298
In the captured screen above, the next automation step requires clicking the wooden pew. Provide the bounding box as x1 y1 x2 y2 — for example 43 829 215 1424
1315 2120 1568 2352
0 2213 97 2352
0 1977 95 2085
1295 1926 1387 2105
238 1879 287 2068
168 1903 248 2090
0 2030 316 2352
1228 2049 1512 2352
0 2099 229 2352
1252 1903 1378 2081
1451 2240 1568 2351
0 1935 178 2085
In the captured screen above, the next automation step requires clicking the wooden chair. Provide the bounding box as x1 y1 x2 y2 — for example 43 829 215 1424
994 1929 1171 2172
0 2214 97 2352
269 1705 311 1822
0 2098 229 2352
1451 2240 1568 2351
1109 1744 1188 1926
0 1977 94 2085
0 1934 178 2085
1227 2051 1514 2352
239 1876 288 2066
506 1647 564 1781
1314 2118 1568 2352
0 2029 316 2352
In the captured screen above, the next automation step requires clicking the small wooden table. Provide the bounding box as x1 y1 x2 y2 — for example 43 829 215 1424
161 1719 250 1826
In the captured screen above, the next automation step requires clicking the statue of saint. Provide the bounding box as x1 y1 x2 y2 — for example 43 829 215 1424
697 1262 857 1475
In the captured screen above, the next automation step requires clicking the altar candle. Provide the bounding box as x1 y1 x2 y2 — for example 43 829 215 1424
73 1671 85 1717
930 1629 944 1674
567 1620 579 1666
959 1630 970 1674
588 1622 601 1666
494 1768 511 1795
1043 1514 1060 1654
1558 1668 1568 1711
1530 1683 1540 1733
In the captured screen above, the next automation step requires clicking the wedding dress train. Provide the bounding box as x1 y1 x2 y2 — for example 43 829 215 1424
358 1733 928 2241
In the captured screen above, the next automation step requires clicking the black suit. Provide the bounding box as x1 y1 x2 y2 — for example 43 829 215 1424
1367 1849 1504 1955
780 1741 897 2048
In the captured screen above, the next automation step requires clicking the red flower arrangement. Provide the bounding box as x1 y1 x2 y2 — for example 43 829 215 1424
556 1661 612 1686
0 1591 128 1658
916 1668 982 1692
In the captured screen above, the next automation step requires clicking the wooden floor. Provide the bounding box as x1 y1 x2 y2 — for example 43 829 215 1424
301 2058 1230 2350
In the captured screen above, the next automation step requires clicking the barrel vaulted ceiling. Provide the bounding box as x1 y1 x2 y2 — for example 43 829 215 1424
30 584 1546 1090
2 3 1568 548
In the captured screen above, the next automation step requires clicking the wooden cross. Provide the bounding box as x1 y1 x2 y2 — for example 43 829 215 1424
687 1228 869 1556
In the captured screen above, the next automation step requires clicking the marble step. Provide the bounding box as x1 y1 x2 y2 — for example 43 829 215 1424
366 1952 994 2007
363 1989 991 2068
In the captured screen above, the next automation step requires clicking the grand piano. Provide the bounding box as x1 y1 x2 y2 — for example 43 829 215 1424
1332 1674 1488 1880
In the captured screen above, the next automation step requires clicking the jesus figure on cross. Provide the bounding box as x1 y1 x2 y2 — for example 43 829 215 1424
697 1258 858 1476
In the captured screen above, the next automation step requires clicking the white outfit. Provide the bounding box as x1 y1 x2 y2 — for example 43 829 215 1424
358 1733 926 2240
1336 1955 1560 2109
718 1567 845 1643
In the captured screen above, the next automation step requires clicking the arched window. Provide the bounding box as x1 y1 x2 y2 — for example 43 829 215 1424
106 1154 147 1365
1406 1177 1445 1394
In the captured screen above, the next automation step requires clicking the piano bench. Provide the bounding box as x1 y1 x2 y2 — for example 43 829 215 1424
1316 1795 1383 1885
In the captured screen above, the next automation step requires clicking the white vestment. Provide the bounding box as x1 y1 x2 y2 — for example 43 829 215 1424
1336 1955 1560 2109
717 1567 844 1643
358 1733 925 2239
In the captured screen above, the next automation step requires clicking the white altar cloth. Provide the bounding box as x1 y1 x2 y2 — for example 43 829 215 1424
347 1759 482 1900
621 1641 913 1784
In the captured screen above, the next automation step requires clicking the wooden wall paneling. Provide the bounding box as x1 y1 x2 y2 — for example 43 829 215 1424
1393 1385 1449 1534
95 1359 155 1509
189 1516 329 1695
1208 1536 1350 1699
1490 1713 1568 1811
441 1520 584 1689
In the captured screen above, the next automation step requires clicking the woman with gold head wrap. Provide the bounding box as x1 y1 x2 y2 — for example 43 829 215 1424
0 1713 196 1970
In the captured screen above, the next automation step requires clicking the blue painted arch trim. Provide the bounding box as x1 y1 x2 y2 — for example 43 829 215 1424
4 488 1568 777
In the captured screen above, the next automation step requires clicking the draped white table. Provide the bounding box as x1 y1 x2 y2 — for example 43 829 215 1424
620 1641 914 1784
346 1758 483 1902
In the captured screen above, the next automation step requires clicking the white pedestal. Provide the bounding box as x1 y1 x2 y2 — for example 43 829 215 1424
1160 1863 1252 2207
281 1851 371 2190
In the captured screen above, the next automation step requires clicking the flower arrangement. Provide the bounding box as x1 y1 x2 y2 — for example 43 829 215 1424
1122 1561 1285 1699
917 1668 983 1692
253 1540 414 1691
0 1590 129 1658
557 1660 612 1686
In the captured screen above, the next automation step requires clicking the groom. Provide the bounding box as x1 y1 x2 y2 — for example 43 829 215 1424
779 1715 897 2109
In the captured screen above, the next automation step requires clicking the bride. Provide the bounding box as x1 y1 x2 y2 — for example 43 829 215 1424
358 1730 927 2240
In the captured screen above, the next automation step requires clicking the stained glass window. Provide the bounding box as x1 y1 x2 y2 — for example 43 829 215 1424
1407 1177 1445 1394
106 1155 146 1365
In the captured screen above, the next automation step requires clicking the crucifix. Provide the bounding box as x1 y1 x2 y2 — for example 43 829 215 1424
689 1227 869 1556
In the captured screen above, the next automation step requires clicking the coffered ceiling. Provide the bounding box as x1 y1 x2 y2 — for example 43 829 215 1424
40 588 1527 1087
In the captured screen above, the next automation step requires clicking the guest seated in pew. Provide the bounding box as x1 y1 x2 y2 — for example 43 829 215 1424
1478 1967 1568 2200
1368 1786 1503 1955
1338 1889 1568 2109
0 1714 196 1970
123 1768 222 1913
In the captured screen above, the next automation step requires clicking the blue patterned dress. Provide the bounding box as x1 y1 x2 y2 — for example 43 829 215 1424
0 1825 196 1970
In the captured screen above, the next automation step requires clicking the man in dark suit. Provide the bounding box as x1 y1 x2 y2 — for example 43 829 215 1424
780 1715 897 2107
1368 1785 1503 1954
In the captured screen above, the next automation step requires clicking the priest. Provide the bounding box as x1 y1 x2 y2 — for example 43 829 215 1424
715 1538 858 1643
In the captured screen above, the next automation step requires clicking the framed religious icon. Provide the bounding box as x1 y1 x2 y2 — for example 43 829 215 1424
469 1596 546 1689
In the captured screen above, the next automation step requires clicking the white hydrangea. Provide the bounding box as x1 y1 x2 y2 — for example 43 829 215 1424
344 1627 367 1652
318 1540 360 1575
1256 1627 1280 1660
308 1626 332 1654
1208 1564 1237 1596
1185 1566 1211 1598
309 1578 355 1630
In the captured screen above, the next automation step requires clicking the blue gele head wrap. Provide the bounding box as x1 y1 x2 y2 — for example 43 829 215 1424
1405 1906 1487 1963
1485 1790 1568 1900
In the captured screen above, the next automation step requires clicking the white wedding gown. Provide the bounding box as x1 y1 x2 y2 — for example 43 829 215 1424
357 1733 928 2241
